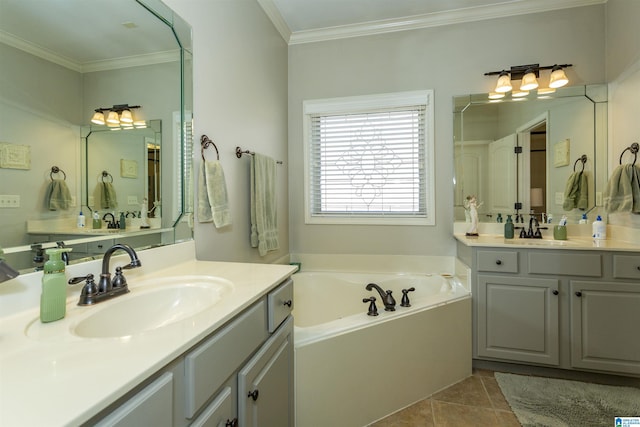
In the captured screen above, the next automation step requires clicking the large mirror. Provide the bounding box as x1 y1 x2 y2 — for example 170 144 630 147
0 0 193 271
453 85 607 224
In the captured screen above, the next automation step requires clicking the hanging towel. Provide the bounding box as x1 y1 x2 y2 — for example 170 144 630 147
250 153 278 256
563 171 588 211
99 182 118 210
44 179 72 210
604 164 640 213
198 159 232 228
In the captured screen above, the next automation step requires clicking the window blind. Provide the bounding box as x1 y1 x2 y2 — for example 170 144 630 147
308 106 426 217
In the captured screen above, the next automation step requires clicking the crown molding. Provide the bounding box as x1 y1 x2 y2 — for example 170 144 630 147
287 0 607 45
256 0 292 43
1 30 180 73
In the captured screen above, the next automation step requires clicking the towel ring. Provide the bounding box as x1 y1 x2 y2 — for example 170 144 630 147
573 154 587 172
50 166 66 181
201 134 219 161
619 142 639 166
101 171 113 183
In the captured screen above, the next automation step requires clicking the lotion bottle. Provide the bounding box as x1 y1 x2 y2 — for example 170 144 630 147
77 210 85 228
592 215 606 240
40 248 72 323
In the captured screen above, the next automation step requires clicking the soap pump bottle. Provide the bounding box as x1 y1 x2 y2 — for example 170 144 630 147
504 214 514 239
579 213 588 224
92 210 102 229
77 210 85 228
40 247 72 323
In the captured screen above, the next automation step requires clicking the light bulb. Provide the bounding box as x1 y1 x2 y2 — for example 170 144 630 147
520 69 539 91
120 109 133 123
106 111 120 124
91 111 105 125
549 66 568 88
495 71 512 93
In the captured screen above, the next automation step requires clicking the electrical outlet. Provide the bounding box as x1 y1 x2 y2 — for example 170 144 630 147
128 196 139 205
555 192 564 205
596 192 603 206
0 195 20 208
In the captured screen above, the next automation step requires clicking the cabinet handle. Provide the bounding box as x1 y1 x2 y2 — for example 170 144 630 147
552 290 559 296
225 419 238 427
248 389 259 401
496 260 502 265
283 300 292 307
575 291 582 297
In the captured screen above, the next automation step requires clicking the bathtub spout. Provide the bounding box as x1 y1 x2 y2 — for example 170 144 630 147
365 283 396 311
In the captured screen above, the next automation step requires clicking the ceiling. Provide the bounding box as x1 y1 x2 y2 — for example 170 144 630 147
258 0 607 44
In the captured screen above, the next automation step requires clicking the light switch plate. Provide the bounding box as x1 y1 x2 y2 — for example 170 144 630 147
0 194 20 208
128 196 139 205
555 192 564 205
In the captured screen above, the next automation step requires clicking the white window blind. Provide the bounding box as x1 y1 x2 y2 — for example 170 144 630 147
304 91 434 225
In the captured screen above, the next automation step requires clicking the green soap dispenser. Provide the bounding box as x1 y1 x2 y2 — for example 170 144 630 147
40 248 72 323
504 214 514 239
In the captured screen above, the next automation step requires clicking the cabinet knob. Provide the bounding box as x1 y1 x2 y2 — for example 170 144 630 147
552 290 559 296
637 266 640 271
283 300 292 307
225 419 238 427
496 260 502 265
248 389 259 401
575 291 582 297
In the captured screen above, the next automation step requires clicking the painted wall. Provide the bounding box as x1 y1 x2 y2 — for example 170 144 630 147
163 0 290 263
606 0 640 229
288 6 606 256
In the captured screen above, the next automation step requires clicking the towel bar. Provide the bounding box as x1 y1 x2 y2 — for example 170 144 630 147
50 166 66 181
201 134 219 160
619 142 639 166
101 171 113 183
235 146 283 164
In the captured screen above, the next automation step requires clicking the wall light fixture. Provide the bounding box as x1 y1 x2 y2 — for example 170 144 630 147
91 104 142 127
484 64 572 97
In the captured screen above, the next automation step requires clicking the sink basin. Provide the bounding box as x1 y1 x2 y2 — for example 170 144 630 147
25 276 233 340
71 276 233 338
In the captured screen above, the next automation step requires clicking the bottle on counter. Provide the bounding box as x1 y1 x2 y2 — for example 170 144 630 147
592 215 606 240
504 214 514 239
77 210 85 228
92 211 102 229
40 248 72 323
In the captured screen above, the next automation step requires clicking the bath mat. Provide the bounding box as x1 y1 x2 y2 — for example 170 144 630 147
495 372 640 427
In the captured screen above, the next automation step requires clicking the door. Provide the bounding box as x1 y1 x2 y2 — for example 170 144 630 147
487 134 517 216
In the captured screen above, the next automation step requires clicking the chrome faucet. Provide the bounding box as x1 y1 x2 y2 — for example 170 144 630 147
69 243 141 306
365 283 396 311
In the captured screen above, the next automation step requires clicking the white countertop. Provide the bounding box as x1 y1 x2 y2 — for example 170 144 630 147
454 233 640 252
0 242 296 426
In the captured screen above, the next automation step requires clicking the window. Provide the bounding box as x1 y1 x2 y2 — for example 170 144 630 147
303 90 435 225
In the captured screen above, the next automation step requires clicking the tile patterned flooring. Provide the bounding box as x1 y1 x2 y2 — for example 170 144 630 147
370 369 521 427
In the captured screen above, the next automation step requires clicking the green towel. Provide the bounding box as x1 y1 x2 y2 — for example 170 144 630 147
604 164 640 213
198 160 231 228
44 179 72 210
100 182 118 209
563 171 589 211
250 153 278 256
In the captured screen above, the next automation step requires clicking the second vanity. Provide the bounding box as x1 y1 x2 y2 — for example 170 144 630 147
0 241 296 426
455 231 640 378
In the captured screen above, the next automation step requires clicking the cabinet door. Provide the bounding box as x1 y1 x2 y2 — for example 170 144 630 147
570 281 640 375
478 275 560 365
190 383 237 427
238 317 293 427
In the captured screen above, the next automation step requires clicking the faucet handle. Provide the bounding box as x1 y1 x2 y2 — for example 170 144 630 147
111 266 127 288
69 274 99 306
401 287 416 307
362 296 379 316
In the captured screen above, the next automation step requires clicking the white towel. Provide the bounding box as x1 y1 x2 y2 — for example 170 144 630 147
250 153 278 256
198 160 232 228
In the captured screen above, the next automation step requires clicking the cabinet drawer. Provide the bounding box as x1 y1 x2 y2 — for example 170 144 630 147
613 255 640 280
528 252 601 277
477 251 518 273
185 300 267 419
190 382 236 427
95 373 173 427
268 278 293 333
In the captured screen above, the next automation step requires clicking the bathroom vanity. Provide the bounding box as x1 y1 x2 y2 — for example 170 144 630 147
0 242 296 426
456 234 640 377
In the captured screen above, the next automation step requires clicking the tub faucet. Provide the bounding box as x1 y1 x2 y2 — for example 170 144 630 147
365 283 396 311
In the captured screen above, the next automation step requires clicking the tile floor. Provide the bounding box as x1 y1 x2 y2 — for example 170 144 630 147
369 369 521 427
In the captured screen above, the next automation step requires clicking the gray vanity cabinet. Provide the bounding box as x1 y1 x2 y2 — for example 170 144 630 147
462 243 640 377
478 275 560 365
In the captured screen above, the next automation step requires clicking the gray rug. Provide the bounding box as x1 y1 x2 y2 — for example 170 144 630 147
495 372 640 427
